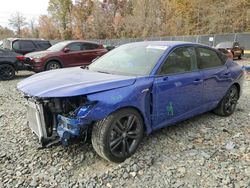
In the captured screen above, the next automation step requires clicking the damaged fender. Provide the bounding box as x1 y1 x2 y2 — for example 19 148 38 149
57 77 154 144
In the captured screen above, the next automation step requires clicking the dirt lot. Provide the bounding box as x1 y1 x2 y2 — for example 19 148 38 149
0 59 250 187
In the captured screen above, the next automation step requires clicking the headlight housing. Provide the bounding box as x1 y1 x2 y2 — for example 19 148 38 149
74 101 97 117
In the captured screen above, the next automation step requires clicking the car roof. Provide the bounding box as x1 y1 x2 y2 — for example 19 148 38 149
60 40 101 45
5 38 50 42
126 41 208 48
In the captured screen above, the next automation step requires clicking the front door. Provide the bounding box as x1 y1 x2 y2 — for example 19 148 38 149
62 42 83 67
152 46 203 129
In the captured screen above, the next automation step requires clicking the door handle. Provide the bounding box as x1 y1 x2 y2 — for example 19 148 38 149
193 79 203 84
223 72 231 77
163 76 168 81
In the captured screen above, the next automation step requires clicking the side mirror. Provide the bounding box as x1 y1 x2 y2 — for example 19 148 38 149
63 47 70 53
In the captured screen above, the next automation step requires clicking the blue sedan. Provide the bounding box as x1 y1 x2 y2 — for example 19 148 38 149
17 41 244 162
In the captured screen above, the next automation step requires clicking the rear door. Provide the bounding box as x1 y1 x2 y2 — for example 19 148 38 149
152 46 204 129
79 43 106 65
196 47 231 106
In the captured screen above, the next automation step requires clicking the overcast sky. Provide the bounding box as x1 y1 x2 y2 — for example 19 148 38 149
0 0 50 28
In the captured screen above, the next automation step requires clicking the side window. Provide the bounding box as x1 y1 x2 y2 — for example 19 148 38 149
158 47 197 75
12 41 21 50
67 43 82 51
82 43 99 50
197 47 224 69
20 41 36 50
36 41 51 50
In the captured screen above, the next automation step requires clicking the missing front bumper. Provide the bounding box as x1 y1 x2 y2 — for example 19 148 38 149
26 100 91 146
26 100 48 142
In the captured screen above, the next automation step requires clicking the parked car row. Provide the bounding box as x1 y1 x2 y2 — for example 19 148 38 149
0 38 108 80
24 40 107 72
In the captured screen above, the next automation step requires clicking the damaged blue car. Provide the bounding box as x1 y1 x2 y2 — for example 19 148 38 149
17 41 244 162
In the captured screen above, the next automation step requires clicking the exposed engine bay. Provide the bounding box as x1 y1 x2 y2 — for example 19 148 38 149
26 95 89 147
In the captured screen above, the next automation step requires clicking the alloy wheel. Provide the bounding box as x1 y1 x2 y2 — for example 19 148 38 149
48 63 60 70
224 87 238 114
0 65 15 80
109 114 141 158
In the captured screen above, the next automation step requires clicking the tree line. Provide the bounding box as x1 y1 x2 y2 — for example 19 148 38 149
1 0 250 40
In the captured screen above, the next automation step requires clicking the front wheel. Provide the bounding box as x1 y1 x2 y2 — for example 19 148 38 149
213 85 239 116
91 109 144 163
0 64 15 80
45 61 61 71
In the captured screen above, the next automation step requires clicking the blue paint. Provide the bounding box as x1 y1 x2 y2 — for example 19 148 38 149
242 65 250 72
17 41 244 143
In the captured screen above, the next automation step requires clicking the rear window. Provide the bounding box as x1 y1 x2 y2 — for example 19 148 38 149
82 43 99 50
197 47 224 69
35 41 51 50
13 40 36 50
20 41 36 49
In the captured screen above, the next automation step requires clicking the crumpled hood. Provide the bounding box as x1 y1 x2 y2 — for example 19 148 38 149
25 50 52 58
17 67 136 98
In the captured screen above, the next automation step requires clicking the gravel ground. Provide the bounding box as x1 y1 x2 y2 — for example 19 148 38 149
0 59 250 188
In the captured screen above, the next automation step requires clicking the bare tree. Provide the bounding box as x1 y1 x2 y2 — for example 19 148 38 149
8 12 27 36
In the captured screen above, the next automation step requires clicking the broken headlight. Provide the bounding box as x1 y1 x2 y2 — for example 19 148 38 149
74 101 97 117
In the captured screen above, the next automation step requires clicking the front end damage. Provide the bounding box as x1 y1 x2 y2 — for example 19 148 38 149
26 95 95 147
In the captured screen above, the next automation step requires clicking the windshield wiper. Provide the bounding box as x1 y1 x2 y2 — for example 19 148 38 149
81 65 89 70
80 66 112 74
96 70 112 74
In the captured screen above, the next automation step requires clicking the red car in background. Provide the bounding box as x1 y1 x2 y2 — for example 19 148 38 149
215 41 244 59
24 40 108 72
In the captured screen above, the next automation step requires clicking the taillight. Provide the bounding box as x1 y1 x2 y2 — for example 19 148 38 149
16 56 25 61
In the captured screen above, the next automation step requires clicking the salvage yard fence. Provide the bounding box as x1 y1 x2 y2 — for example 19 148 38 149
91 32 250 56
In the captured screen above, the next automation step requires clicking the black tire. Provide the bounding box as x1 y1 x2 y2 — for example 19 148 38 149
0 64 15 80
91 108 144 163
45 61 61 71
213 85 239 116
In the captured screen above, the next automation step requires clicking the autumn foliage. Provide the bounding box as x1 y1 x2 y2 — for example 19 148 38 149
2 0 250 40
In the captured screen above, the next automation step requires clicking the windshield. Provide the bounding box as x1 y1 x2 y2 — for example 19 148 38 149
47 41 72 51
89 43 168 76
216 42 233 48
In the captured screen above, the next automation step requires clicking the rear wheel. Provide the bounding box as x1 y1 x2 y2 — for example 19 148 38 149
91 109 144 163
45 61 61 71
0 64 15 80
213 85 239 116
